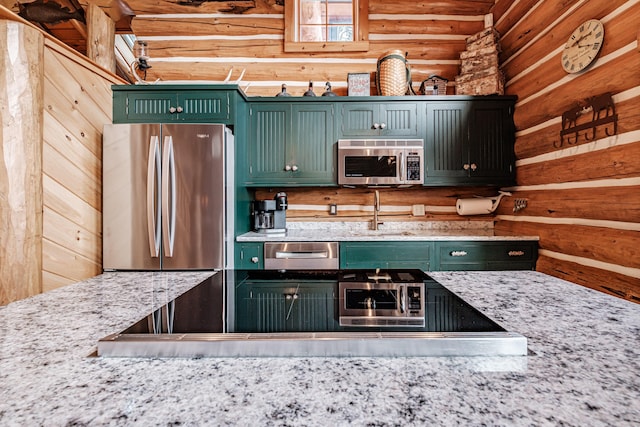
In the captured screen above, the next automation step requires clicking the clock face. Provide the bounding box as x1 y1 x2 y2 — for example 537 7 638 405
561 19 605 73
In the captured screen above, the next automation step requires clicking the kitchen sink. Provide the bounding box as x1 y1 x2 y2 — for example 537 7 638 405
348 230 416 237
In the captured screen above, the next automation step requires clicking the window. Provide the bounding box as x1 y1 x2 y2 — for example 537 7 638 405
284 0 369 52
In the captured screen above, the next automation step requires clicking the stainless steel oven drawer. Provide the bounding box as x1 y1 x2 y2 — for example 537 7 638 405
264 242 339 270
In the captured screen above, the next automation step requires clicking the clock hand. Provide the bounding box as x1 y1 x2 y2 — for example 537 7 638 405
571 31 593 47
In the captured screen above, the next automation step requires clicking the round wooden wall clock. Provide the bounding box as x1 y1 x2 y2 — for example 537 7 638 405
561 19 605 73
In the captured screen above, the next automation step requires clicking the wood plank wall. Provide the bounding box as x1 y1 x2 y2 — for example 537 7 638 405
41 39 118 292
493 0 640 302
131 0 491 96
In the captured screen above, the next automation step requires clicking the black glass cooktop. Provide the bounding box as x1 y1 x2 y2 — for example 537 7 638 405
118 269 505 335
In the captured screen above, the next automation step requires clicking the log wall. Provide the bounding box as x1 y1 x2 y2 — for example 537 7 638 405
493 0 640 303
131 0 493 96
0 17 122 304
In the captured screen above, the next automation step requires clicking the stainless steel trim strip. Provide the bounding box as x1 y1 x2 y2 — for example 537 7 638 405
161 136 176 257
97 331 528 358
146 136 161 258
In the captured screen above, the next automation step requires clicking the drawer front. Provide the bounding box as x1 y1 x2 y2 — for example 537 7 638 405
340 242 432 270
435 241 537 270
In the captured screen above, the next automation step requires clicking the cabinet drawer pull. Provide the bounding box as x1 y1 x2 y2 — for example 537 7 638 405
250 257 259 263
508 250 525 257
450 250 467 257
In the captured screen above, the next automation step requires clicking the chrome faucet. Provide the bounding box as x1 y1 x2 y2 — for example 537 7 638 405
372 190 383 230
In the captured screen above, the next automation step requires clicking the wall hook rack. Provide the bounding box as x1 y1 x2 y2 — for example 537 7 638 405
556 92 617 148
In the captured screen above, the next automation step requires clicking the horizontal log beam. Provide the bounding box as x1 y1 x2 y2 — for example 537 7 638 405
516 141 640 186
515 96 640 160
536 254 640 303
494 186 640 223
495 221 640 270
512 51 640 131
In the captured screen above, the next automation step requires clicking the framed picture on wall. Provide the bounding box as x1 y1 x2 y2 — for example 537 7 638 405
348 73 370 96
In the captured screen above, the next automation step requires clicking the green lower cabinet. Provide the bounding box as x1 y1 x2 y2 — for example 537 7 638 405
234 281 338 332
434 241 538 271
339 241 433 270
235 242 264 269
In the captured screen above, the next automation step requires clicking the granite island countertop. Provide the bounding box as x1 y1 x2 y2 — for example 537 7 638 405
237 221 540 242
1 270 638 425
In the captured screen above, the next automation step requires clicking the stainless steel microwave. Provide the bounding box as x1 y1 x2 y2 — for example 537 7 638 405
338 275 426 328
337 139 424 186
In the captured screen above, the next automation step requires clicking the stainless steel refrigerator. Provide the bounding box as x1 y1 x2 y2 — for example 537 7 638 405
102 123 234 270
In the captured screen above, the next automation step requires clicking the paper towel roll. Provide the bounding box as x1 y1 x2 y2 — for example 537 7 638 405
456 198 494 215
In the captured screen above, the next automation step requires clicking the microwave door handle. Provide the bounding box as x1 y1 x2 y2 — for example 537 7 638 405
400 287 406 313
399 151 405 182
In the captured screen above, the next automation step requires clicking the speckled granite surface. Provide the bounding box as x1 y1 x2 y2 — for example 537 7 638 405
1 270 639 426
237 221 539 242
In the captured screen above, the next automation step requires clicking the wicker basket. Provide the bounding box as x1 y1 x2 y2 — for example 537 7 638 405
376 50 413 96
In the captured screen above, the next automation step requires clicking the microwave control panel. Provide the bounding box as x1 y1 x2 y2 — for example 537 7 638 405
406 152 422 181
407 285 423 314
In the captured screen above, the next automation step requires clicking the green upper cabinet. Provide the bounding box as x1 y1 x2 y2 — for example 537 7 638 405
244 102 336 186
112 86 234 124
468 101 516 184
423 98 516 186
339 102 420 137
424 101 471 183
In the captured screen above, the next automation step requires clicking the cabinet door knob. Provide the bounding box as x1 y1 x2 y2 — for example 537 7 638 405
470 163 477 171
176 106 183 113
463 164 470 170
169 106 177 113
373 123 380 129
284 165 292 171
450 250 468 257
291 165 299 172
250 256 259 263
508 251 525 257
380 123 387 129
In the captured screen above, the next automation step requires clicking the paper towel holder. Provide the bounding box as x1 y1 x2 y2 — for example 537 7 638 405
456 191 512 216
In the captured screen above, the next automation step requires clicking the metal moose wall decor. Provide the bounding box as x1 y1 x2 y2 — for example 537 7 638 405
557 92 618 148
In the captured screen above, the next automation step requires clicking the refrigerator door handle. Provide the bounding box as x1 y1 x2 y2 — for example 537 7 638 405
162 135 177 257
146 135 161 258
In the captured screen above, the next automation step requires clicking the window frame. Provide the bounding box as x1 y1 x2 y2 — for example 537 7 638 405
284 0 369 53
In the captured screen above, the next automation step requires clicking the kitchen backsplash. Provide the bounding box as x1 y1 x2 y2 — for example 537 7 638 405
254 187 502 223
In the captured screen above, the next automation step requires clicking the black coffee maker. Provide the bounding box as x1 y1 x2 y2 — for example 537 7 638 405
252 192 288 234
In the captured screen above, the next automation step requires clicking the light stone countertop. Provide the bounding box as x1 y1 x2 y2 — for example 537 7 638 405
1 269 639 425
237 221 540 242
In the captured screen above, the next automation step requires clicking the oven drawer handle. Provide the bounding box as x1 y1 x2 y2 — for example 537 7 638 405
275 251 329 259
508 250 525 257
449 250 468 257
